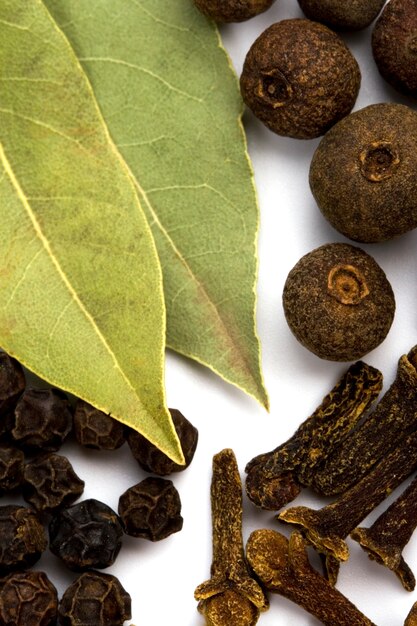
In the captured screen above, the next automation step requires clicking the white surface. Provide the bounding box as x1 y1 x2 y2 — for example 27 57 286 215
12 1 417 624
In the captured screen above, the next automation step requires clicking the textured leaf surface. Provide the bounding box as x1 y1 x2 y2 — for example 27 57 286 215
0 0 183 464
45 0 268 408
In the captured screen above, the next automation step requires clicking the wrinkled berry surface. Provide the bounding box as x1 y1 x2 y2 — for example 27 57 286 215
49 498 123 571
119 477 183 541
0 570 58 626
0 505 47 573
74 399 125 450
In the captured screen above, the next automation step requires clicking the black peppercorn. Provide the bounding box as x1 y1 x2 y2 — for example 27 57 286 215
127 408 198 475
0 352 25 416
49 498 123 571
118 477 183 541
0 570 58 626
12 388 73 452
0 445 24 494
22 453 85 514
0 505 47 573
74 399 125 450
58 571 131 626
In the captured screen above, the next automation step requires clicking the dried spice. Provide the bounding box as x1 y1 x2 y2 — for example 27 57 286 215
22 453 85 514
118 477 183 541
194 449 268 626
74 399 125 450
246 529 375 626
283 243 395 361
351 474 417 591
372 0 417 97
0 505 47 573
406 603 417 626
313 346 417 495
0 353 25 416
297 0 385 30
12 388 73 452
240 19 360 139
49 498 123 571
279 428 417 583
127 408 198 476
0 570 58 626
310 103 417 242
58 571 131 626
0 445 24 494
193 0 275 22
245 361 382 510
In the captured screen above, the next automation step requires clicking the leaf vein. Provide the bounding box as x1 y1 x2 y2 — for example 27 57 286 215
0 140 142 404
78 56 203 104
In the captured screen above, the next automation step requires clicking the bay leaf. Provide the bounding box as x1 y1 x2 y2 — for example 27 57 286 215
0 0 184 464
44 0 269 409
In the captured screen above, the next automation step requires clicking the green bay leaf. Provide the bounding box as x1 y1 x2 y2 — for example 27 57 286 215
44 0 269 409
0 0 184 464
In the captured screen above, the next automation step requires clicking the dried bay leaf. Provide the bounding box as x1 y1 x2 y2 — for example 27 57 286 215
44 0 269 408
0 0 183 464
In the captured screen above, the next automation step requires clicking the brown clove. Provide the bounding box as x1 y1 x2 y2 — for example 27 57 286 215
405 602 417 626
246 528 376 626
245 361 382 510
279 428 417 584
312 346 417 496
194 449 268 626
351 474 417 591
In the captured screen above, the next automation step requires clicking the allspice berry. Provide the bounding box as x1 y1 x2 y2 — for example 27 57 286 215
283 243 395 361
240 19 361 139
297 0 385 31
310 103 417 242
193 0 275 23
372 0 417 97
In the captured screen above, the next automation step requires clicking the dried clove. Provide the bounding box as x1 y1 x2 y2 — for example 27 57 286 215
312 346 417 496
406 602 417 626
351 474 417 591
246 529 375 626
279 428 417 583
194 448 268 626
245 361 382 510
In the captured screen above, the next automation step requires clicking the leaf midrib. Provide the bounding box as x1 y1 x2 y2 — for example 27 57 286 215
0 139 143 406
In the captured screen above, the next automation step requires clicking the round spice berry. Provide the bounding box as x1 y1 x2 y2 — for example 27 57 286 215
0 353 25 416
297 0 385 31
118 477 183 541
310 103 417 242
74 399 125 450
22 453 85 514
58 571 131 626
127 408 198 475
240 19 361 139
49 498 123 571
372 0 417 97
193 0 275 22
283 243 395 361
0 571 58 626
12 388 73 452
0 445 24 494
0 505 47 573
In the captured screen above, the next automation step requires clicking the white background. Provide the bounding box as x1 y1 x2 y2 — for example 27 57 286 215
10 1 417 624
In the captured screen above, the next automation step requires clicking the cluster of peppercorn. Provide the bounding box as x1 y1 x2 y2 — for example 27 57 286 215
0 351 198 625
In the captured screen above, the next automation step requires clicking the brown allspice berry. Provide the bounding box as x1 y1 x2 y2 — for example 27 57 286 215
372 0 417 97
193 0 275 22
282 243 395 361
297 0 385 31
240 19 361 139
310 103 417 242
